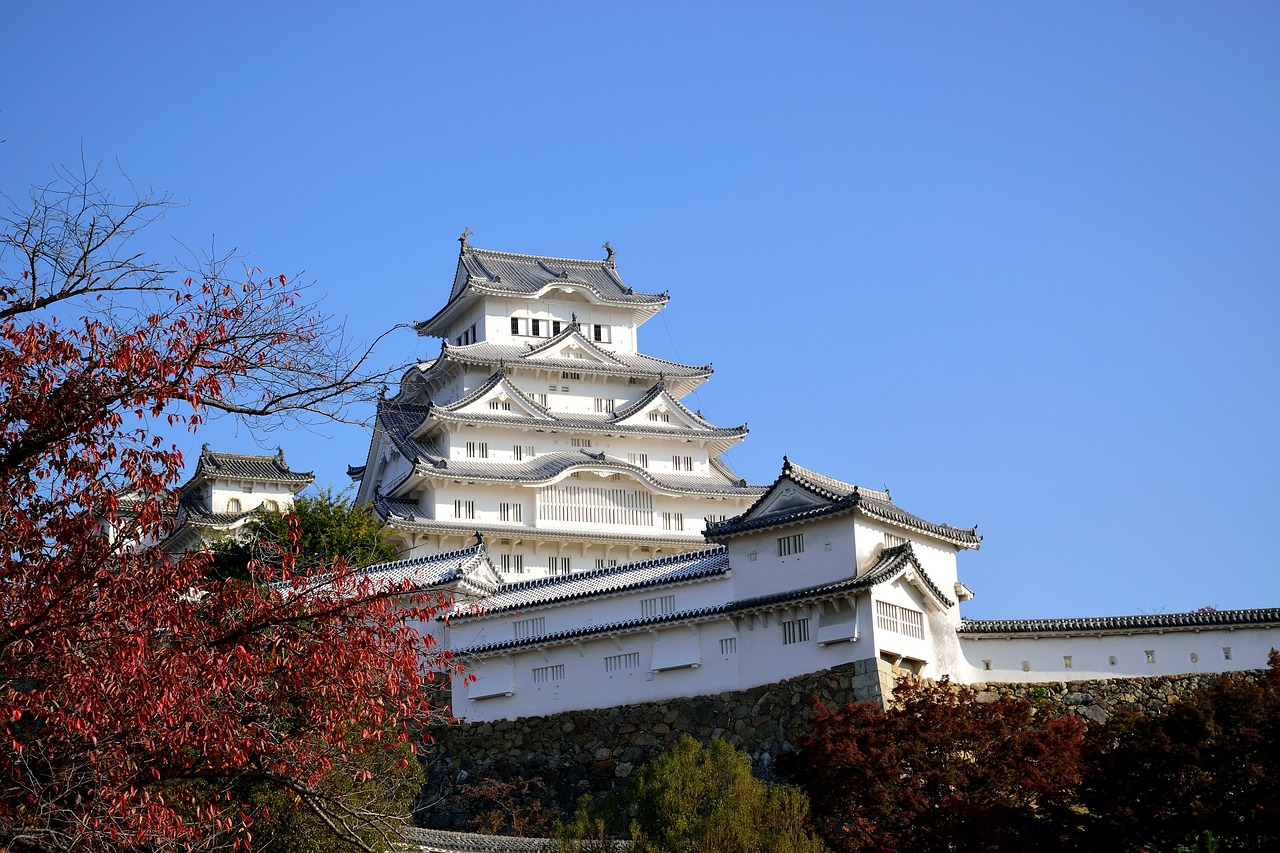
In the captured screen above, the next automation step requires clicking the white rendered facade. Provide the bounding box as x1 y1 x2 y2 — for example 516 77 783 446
416 459 1278 722
351 240 763 582
161 446 314 552
335 239 1280 723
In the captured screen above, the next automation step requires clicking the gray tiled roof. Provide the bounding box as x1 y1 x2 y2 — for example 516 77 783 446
181 446 314 492
454 245 666 304
706 458 980 549
435 336 711 380
415 245 668 336
300 543 497 597
958 607 1280 636
446 546 729 621
373 398 760 498
452 543 949 656
402 826 617 852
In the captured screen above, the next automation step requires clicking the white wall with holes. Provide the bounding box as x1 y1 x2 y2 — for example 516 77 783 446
957 627 1278 682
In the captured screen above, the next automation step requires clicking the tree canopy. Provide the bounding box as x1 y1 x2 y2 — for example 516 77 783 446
0 166 445 853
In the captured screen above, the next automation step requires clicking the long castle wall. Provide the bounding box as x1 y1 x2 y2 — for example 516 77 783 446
418 659 1266 829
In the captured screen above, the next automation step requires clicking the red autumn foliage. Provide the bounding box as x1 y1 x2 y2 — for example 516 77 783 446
780 677 1086 853
0 168 448 853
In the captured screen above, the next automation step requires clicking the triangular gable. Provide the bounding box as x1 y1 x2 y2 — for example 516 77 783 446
738 474 835 522
431 369 554 422
521 326 627 367
861 544 955 612
612 382 714 431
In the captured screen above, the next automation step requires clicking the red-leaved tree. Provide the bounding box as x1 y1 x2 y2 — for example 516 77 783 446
0 166 449 853
780 678 1086 853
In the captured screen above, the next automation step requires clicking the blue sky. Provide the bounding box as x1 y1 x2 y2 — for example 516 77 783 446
5 2 1277 619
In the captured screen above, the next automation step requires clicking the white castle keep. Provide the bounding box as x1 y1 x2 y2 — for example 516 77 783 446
175 237 1280 722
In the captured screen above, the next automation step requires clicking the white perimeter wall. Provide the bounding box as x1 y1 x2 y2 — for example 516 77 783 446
956 626 1279 682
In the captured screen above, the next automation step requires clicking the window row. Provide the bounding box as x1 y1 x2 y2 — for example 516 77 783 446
510 318 612 343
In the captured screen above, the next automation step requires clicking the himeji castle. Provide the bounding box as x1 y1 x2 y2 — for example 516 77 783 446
328 237 1279 723
349 235 764 580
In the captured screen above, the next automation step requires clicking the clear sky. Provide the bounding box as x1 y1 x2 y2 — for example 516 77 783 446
4 2 1277 620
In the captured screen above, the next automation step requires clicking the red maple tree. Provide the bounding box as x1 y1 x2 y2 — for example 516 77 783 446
780 678 1086 853
0 168 451 852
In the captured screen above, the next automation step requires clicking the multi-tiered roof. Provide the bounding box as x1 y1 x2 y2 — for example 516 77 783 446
352 239 763 576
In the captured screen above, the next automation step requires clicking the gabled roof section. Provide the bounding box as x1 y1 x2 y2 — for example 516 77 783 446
451 543 954 657
416 243 669 337
426 366 554 422
522 324 628 367
303 542 500 599
446 546 729 622
705 457 981 550
611 379 728 433
415 339 713 399
959 607 1280 637
378 450 764 500
180 446 313 495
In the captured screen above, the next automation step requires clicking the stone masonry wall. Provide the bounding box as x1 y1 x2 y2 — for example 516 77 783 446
419 657 892 829
418 661 1264 830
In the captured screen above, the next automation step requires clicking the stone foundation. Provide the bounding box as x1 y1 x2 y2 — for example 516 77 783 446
418 662 1263 830
419 657 892 829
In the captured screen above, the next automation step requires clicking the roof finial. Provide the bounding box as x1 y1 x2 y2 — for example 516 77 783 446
275 446 284 458
473 530 484 546
603 240 616 264
458 227 473 250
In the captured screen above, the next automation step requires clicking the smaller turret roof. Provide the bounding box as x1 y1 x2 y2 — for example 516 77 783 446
706 458 981 549
180 446 313 494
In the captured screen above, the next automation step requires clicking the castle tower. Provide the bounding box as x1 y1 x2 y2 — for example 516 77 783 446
351 239 763 580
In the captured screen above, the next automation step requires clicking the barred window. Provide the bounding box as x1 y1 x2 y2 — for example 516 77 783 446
499 502 523 522
604 652 640 673
513 617 545 640
466 441 488 458
720 637 737 655
513 444 535 461
781 618 810 645
548 556 571 575
499 554 524 574
571 438 592 448
488 400 512 411
777 533 804 557
649 411 671 423
875 601 924 640
562 371 582 380
453 499 475 520
672 455 693 472
640 595 676 619
594 558 618 570
538 484 653 526
627 452 649 468
531 664 564 684
594 397 615 413
662 512 684 531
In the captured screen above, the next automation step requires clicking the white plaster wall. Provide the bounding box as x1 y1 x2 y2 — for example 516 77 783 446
726 515 857 601
208 483 298 515
955 627 1280 683
445 574 735 651
451 619 745 720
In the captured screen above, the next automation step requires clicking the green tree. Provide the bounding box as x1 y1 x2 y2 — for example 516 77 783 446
626 736 826 853
212 486 399 579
